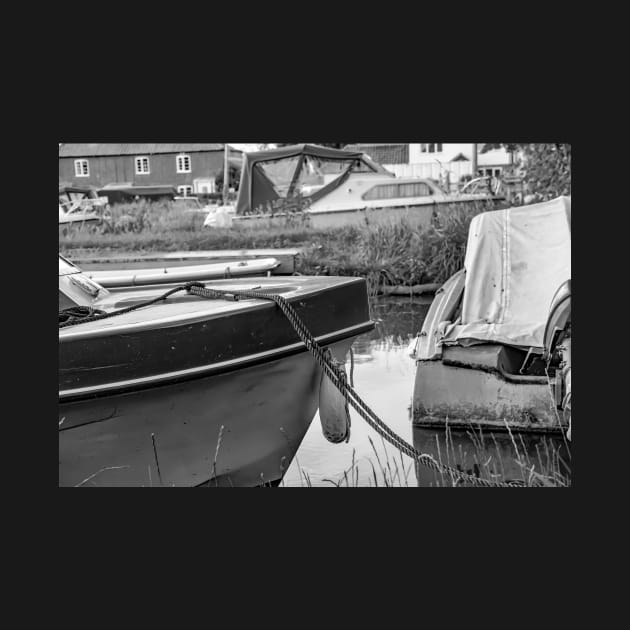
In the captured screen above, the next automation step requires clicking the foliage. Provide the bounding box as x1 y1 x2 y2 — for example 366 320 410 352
215 164 241 193
482 143 571 200
60 200 498 288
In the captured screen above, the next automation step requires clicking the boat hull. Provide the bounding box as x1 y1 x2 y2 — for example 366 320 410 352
232 200 499 231
59 337 355 487
412 358 562 431
233 205 436 231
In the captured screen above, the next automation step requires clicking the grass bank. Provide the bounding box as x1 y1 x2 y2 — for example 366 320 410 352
60 199 499 289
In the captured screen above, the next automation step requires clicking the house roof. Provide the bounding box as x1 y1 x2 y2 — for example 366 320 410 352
59 143 239 157
342 143 409 165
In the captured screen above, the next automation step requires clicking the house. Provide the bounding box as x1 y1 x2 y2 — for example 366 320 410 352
343 143 516 189
58 143 242 197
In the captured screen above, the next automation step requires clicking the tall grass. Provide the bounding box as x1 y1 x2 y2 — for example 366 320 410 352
283 428 570 487
60 199 494 288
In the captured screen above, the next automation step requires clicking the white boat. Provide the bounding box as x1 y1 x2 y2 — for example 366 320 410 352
408 196 571 434
231 144 499 230
59 185 107 225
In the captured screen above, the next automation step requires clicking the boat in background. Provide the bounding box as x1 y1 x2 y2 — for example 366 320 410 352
59 185 107 225
69 248 301 276
59 256 373 487
408 196 571 435
231 144 499 230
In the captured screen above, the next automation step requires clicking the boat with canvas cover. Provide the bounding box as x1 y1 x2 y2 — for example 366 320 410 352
232 144 497 230
59 256 373 487
408 196 571 434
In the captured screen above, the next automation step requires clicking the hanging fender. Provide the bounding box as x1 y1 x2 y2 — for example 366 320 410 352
319 348 351 444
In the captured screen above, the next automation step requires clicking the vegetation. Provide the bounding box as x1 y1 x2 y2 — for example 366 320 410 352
60 199 495 291
285 429 570 487
483 143 571 200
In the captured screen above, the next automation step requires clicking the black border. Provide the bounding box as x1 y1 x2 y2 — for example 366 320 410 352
46 61 583 587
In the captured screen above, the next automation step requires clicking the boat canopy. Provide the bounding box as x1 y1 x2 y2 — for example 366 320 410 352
235 144 392 215
442 196 571 350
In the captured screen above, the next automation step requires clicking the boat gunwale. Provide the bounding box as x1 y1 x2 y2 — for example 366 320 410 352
59 320 374 402
59 276 366 341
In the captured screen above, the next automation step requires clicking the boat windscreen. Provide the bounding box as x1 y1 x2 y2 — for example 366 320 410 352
59 255 80 276
257 155 362 199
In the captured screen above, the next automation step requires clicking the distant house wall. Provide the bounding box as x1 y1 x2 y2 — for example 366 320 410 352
59 151 226 189
385 144 514 185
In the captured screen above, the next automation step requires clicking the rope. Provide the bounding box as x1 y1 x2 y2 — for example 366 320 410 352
60 280 528 487
185 283 527 487
58 285 190 328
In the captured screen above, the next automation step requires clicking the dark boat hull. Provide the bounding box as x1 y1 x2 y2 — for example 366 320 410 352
59 275 373 487
59 337 355 487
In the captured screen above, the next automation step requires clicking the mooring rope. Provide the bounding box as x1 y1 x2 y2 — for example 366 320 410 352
60 281 527 487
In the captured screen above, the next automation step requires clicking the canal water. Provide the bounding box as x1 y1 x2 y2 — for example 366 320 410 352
282 296 571 487
282 296 432 487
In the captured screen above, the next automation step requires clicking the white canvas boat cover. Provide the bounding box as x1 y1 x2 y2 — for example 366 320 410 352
442 196 571 350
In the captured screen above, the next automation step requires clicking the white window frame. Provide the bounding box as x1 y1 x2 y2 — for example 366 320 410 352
176 154 192 173
74 159 89 177
135 156 150 175
177 185 193 197
420 143 443 154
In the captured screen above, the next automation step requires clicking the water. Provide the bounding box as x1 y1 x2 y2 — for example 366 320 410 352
282 296 432 487
282 296 571 487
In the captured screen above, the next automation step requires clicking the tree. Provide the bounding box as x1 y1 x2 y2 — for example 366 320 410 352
215 165 241 194
482 143 571 199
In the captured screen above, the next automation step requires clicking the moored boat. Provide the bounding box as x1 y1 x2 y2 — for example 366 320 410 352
408 196 571 434
70 248 301 276
59 185 107 225
232 144 498 230
59 256 374 487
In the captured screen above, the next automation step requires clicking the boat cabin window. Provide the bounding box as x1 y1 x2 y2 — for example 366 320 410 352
362 181 434 201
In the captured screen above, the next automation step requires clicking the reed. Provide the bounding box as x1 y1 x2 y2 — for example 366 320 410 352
60 199 493 288
288 428 570 488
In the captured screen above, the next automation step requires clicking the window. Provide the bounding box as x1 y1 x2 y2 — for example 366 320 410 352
397 182 432 197
135 156 150 174
177 185 193 197
363 182 433 201
74 159 89 177
420 144 442 154
176 154 191 173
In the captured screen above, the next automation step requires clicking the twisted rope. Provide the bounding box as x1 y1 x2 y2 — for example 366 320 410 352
185 283 527 487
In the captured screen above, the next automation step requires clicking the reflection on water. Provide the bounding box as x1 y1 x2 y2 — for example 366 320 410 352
282 296 432 487
413 426 571 487
283 295 572 487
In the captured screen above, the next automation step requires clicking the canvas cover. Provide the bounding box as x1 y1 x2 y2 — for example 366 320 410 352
235 144 391 215
441 196 571 350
